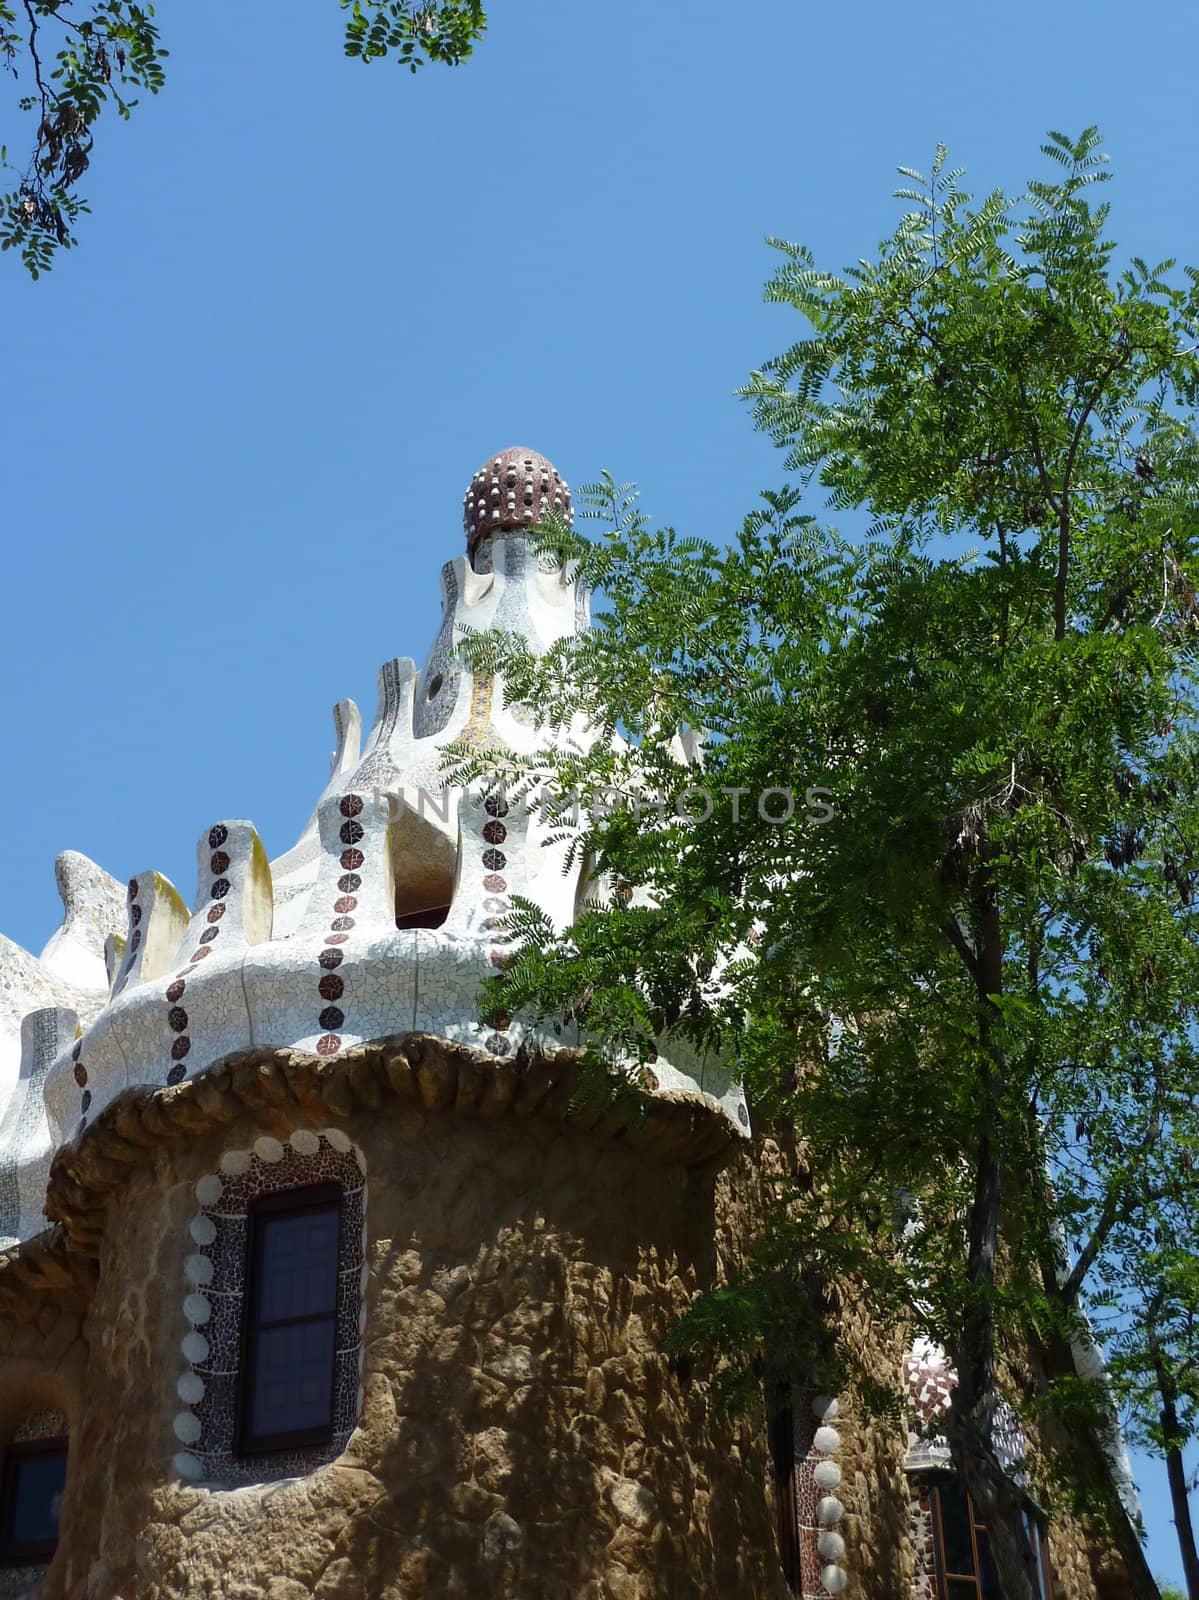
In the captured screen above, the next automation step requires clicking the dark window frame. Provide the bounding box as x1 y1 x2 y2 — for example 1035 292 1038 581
766 1385 801 1595
929 1475 1052 1600
0 1435 69 1568
235 1181 343 1457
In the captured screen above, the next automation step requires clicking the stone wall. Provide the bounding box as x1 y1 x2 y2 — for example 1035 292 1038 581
0 1038 791 1600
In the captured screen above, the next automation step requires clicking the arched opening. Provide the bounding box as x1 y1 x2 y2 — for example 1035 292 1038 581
387 791 456 930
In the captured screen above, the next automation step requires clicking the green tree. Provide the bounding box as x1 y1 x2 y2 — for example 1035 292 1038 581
1108 1249 1199 1598
0 0 485 275
453 131 1199 1600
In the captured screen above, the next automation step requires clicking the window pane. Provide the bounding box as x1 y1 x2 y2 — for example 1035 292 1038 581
947 1580 980 1599
10 1451 67 1546
938 1480 977 1576
254 1206 340 1323
976 1532 1001 1599
247 1317 337 1441
1022 1514 1051 1600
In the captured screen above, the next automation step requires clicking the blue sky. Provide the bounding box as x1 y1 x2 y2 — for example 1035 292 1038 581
3 0 1197 1580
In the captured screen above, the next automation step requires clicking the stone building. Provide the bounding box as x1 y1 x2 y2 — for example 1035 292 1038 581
0 450 1133 1598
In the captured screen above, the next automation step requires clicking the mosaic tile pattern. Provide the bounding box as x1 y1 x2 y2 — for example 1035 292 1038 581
907 1476 939 1600
0 1561 49 1598
37 852 126 993
902 1337 955 1470
269 698 365 943
0 1009 76 1247
0 852 121 1246
11 1409 68 1444
902 1338 1028 1480
784 1390 849 1597
14 455 748 1229
412 566 465 741
173 1130 365 1489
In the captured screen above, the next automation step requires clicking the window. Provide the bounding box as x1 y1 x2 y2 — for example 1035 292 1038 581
178 1131 365 1486
237 1183 342 1455
930 1476 1051 1600
0 1436 68 1567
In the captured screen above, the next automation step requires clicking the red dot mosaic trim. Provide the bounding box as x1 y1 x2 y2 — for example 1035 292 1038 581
187 825 231 969
480 795 514 1057
127 872 143 958
71 1012 89 1136
311 796 369 1055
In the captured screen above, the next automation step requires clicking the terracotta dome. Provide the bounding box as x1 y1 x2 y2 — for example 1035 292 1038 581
463 447 571 560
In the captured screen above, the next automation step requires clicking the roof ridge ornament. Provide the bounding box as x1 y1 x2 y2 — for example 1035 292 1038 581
463 447 571 563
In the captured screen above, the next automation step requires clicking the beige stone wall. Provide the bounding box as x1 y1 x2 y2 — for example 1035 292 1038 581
1 1041 793 1600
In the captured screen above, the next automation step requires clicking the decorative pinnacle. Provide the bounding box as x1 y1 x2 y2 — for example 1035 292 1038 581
463 447 572 561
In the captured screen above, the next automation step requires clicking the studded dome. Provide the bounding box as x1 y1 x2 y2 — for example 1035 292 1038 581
463 447 572 560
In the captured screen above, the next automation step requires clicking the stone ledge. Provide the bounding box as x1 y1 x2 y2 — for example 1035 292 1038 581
39 1034 740 1254
0 1222 96 1308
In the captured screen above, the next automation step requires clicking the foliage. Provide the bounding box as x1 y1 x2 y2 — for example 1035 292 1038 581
0 0 486 275
453 132 1199 1599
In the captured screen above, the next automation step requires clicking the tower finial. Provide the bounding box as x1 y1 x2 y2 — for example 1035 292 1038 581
463 447 572 562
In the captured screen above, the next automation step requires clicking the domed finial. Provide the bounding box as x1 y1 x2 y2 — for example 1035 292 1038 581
463 448 572 561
